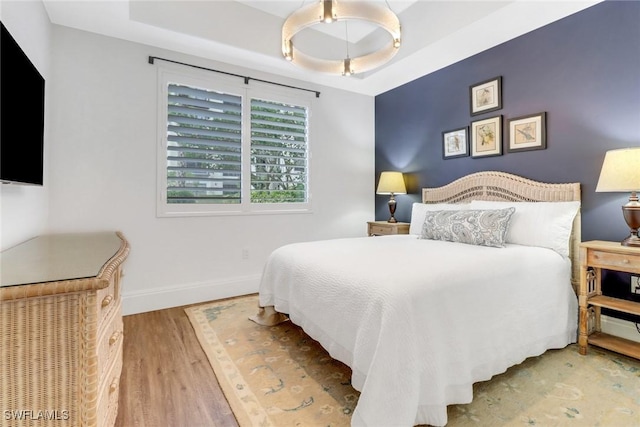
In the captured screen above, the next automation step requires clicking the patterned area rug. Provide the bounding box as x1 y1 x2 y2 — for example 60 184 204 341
185 294 640 427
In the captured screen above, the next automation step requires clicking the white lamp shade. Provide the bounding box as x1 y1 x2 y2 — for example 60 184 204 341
596 148 640 192
376 171 406 194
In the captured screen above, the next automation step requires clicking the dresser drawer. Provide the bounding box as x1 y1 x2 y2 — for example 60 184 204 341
97 307 123 385
97 340 123 427
588 249 640 272
96 267 121 332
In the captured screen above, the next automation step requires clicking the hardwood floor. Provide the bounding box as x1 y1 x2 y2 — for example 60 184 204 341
115 304 239 427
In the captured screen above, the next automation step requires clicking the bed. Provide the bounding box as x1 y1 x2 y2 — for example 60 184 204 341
251 171 581 427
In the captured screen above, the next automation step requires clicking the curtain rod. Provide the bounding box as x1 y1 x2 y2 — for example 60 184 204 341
148 56 321 98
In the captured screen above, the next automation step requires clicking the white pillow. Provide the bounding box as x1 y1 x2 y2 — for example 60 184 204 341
469 200 580 257
409 202 469 235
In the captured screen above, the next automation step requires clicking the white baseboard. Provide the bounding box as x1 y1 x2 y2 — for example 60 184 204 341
122 274 261 315
601 315 640 344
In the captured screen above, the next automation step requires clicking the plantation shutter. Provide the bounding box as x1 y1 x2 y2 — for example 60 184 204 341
250 98 308 203
166 84 242 204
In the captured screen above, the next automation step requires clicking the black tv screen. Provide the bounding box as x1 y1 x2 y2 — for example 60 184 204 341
1 21 45 186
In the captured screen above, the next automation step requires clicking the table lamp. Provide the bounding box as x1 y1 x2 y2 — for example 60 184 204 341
596 147 640 246
376 171 406 223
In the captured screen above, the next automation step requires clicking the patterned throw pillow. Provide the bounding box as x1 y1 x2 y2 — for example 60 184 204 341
420 208 516 248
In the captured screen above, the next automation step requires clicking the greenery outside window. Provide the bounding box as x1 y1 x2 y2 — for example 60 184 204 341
157 68 311 217
250 98 307 204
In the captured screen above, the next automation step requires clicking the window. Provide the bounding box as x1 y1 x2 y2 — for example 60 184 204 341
166 84 242 205
250 98 308 203
157 69 311 217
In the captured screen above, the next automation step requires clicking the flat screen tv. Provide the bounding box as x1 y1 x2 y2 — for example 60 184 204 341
1 21 45 186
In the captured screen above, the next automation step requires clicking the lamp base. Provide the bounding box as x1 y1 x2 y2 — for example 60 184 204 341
621 234 640 247
387 194 397 223
621 201 640 247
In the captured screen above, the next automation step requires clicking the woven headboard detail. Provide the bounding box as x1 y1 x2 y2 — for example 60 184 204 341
422 171 581 292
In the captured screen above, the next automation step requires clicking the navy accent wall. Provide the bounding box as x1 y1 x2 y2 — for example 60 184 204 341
375 0 640 245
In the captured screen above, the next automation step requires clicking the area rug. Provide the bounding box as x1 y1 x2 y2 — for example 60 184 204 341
186 294 640 427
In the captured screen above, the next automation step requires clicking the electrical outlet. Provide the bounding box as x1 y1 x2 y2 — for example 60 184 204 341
632 275 640 295
241 248 250 261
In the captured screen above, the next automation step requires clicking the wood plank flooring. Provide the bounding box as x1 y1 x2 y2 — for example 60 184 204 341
115 304 239 427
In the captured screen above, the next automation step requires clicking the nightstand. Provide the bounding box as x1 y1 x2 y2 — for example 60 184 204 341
367 221 410 236
578 240 640 360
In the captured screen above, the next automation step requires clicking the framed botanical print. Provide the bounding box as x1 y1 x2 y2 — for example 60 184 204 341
471 115 502 158
469 76 502 116
507 112 546 152
442 127 469 159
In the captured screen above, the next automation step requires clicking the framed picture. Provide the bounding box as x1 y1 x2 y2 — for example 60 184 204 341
470 76 502 116
442 127 469 159
471 115 502 158
507 112 546 152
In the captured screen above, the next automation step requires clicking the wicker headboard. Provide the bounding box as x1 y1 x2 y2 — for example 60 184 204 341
422 171 581 292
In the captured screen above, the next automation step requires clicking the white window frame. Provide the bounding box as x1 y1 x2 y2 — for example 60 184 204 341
156 66 313 217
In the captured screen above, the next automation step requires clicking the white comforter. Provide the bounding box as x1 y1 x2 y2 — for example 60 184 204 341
257 235 578 426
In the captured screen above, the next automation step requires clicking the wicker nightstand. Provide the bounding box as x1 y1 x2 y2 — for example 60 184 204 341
367 221 410 236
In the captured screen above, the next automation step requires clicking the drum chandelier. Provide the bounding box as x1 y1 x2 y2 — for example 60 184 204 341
282 0 401 76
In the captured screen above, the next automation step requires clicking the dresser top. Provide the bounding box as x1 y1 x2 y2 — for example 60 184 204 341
1 232 124 288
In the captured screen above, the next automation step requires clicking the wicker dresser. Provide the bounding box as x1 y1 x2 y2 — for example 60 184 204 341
0 232 129 427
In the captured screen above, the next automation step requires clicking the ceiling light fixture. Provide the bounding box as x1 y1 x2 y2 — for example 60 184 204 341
342 21 353 76
282 0 401 76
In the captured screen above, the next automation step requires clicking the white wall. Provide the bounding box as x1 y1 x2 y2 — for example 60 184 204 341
0 1 52 250
47 26 375 314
